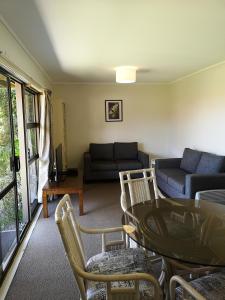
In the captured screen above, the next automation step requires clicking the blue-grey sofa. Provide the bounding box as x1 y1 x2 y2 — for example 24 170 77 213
155 148 225 199
84 142 149 182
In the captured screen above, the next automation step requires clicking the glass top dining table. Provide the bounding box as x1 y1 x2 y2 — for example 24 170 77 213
122 198 225 267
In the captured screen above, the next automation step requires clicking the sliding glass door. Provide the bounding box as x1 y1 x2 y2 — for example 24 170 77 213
0 73 29 278
0 74 19 275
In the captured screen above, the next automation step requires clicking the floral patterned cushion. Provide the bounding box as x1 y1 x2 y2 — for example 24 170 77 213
86 248 155 300
176 270 225 300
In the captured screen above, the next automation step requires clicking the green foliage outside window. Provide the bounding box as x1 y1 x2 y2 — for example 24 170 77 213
0 84 23 231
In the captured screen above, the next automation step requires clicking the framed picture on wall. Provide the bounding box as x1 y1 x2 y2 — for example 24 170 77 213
105 100 123 122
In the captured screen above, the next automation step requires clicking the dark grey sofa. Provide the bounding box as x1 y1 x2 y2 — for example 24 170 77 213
155 148 225 199
84 142 149 182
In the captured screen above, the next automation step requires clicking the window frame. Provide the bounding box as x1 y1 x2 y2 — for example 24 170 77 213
24 88 40 216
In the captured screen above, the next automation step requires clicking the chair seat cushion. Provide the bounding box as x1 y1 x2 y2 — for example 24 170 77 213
91 161 118 171
196 189 225 205
86 248 155 300
176 271 225 299
117 160 142 171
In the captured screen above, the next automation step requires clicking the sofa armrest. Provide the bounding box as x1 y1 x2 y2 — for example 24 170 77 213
84 152 91 162
155 158 182 169
185 173 225 198
138 151 149 168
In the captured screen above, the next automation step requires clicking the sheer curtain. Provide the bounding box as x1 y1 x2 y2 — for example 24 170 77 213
38 90 53 203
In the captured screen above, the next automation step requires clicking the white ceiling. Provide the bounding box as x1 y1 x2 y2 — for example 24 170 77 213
1 0 225 83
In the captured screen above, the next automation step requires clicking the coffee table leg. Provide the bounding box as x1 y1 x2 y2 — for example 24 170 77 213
78 190 84 216
43 191 48 218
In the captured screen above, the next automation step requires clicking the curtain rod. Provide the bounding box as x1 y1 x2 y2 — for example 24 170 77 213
0 50 51 93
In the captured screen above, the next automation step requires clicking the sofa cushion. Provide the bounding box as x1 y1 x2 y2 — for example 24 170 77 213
156 168 187 181
196 152 225 174
156 169 170 182
117 160 142 171
180 148 202 173
167 169 187 193
90 143 114 161
114 142 138 160
91 161 117 171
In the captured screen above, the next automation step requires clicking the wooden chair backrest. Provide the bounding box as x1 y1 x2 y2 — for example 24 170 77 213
55 194 86 299
119 168 159 211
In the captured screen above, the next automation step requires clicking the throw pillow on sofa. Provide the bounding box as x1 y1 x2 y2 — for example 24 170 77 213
196 152 225 174
114 142 138 160
180 148 202 173
90 143 114 161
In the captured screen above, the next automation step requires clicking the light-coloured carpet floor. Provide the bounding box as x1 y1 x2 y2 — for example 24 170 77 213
6 182 124 300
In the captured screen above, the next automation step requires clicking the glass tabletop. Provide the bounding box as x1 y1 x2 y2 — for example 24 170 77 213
122 198 225 267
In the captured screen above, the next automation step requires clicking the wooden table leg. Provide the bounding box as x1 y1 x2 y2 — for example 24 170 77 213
78 190 84 216
42 191 48 218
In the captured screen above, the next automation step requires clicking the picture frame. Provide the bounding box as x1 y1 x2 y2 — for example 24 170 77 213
105 100 123 122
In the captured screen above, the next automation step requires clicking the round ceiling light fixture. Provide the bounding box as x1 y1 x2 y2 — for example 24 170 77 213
116 66 137 83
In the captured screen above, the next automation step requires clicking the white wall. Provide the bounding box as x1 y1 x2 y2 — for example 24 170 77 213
170 62 225 157
53 84 171 168
0 20 51 89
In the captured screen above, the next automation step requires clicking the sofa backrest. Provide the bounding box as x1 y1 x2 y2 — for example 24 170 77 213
180 147 225 174
89 142 138 161
114 142 138 160
196 152 225 174
180 148 202 173
89 143 114 160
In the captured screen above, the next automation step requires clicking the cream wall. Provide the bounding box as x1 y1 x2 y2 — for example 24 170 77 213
53 61 225 169
0 20 51 89
53 84 171 168
170 62 225 157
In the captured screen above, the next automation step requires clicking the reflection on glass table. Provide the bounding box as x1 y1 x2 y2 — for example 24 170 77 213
122 198 225 267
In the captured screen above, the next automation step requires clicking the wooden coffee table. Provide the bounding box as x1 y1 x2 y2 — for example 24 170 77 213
42 175 84 218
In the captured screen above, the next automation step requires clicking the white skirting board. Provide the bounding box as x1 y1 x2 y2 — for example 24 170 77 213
0 205 43 300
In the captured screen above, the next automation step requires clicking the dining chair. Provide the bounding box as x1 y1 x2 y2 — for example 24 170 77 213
119 168 165 212
170 272 225 300
195 189 225 205
55 194 163 300
119 168 164 268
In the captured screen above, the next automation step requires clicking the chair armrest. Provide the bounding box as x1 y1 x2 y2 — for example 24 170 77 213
185 173 225 198
155 158 182 169
79 225 124 234
138 151 149 168
79 225 126 252
74 263 163 299
79 224 127 252
170 275 205 300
